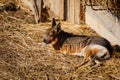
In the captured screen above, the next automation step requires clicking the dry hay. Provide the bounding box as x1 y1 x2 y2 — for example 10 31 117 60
0 0 120 80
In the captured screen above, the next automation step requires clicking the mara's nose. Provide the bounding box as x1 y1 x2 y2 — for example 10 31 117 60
43 39 46 43
43 39 45 42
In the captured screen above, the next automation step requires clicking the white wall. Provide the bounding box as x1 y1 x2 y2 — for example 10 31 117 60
86 6 120 46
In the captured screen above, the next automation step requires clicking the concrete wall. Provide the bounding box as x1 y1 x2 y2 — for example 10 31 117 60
86 6 120 45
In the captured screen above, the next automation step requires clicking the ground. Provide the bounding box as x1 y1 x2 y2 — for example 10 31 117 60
0 1 120 80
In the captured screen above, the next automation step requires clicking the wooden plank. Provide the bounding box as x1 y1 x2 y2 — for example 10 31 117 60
67 0 75 23
67 0 70 22
74 0 80 24
70 0 75 24
64 0 68 20
59 0 64 20
66 0 85 24
79 0 85 24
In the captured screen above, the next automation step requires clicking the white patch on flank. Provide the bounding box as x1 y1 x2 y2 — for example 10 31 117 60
71 44 109 58
88 44 109 57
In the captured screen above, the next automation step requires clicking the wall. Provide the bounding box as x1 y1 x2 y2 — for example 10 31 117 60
86 6 120 45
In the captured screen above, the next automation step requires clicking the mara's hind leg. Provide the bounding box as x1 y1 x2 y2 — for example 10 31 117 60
74 48 92 70
79 47 99 66
86 44 111 67
89 54 102 67
80 48 93 66
90 50 110 67
74 48 100 70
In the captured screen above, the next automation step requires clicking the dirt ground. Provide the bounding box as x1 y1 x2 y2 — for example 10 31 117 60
0 1 120 80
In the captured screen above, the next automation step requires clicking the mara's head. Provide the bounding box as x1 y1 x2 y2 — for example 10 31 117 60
43 18 61 44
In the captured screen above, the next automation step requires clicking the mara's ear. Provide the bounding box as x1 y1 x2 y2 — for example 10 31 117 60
52 18 56 27
56 22 61 33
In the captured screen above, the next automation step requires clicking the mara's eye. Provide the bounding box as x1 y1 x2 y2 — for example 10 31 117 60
49 32 54 36
50 31 56 36
52 31 56 35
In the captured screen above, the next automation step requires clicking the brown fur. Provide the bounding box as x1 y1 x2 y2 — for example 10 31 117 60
43 18 113 66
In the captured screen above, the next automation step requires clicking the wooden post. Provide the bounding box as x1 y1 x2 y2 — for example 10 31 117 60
74 0 80 24
64 0 68 20
65 0 85 24
79 0 85 24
